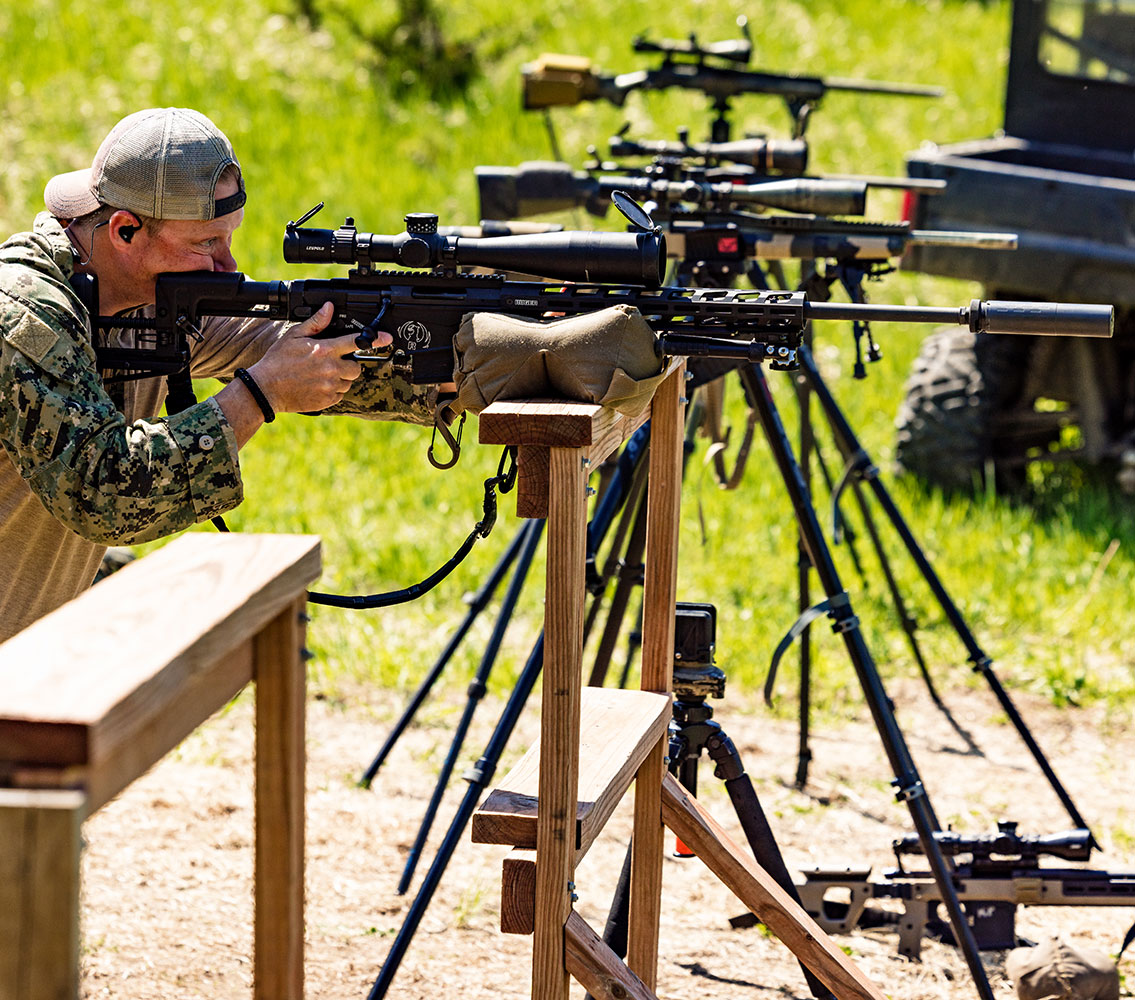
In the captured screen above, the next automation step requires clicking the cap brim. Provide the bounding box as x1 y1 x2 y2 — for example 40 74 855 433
44 168 101 219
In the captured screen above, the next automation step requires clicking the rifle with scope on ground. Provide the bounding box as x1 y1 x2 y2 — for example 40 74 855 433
795 822 1135 958
78 205 1112 398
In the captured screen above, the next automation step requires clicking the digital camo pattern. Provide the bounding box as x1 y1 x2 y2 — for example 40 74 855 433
323 364 439 426
0 217 243 544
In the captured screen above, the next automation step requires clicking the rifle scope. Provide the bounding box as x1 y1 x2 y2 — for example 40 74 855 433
283 209 665 287
476 161 866 222
608 135 809 175
894 825 1094 863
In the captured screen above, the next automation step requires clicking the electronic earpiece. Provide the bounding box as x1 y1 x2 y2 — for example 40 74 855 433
119 225 137 243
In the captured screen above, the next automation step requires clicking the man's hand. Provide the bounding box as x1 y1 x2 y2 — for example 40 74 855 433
248 302 388 414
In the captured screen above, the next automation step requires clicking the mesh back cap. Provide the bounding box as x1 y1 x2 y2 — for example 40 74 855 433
44 107 244 221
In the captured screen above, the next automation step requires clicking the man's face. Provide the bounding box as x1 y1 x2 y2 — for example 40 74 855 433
128 172 243 290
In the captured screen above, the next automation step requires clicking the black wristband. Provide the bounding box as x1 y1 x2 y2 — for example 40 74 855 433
233 367 275 423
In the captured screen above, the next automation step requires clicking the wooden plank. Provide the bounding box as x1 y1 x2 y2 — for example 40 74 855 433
0 788 85 1000
0 534 320 809
472 687 671 851
639 361 685 694
516 445 550 519
627 362 685 989
660 773 889 1000
254 598 307 1000
531 445 588 1000
479 399 651 470
500 849 538 935
565 910 658 1000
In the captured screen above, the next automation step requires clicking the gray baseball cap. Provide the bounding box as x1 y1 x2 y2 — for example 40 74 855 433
44 107 245 221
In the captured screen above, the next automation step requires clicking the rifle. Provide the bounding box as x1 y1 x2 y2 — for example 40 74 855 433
794 822 1135 957
476 160 872 220
81 205 1111 399
474 162 1014 274
521 21 942 139
602 130 947 195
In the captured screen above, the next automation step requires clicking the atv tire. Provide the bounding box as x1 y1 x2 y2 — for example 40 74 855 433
895 326 1032 491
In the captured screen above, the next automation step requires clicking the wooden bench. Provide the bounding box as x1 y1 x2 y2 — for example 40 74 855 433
0 532 321 1000
472 376 891 1000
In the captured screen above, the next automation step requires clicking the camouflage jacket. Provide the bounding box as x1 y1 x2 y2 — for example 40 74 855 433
0 214 438 641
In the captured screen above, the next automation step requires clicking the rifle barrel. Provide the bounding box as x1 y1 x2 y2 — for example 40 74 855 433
807 299 1113 338
909 229 1018 250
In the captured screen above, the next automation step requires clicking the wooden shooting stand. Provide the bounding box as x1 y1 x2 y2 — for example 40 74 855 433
471 366 890 1000
0 533 320 1000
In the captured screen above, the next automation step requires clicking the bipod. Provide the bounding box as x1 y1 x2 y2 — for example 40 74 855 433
741 360 998 1000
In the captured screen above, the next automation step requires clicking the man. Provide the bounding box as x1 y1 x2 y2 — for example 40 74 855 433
0 107 440 641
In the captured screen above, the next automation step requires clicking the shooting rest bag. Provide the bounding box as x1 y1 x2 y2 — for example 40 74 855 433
451 304 667 418
1006 936 1119 1000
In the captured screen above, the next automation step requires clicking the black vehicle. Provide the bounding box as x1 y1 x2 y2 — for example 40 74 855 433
897 0 1135 490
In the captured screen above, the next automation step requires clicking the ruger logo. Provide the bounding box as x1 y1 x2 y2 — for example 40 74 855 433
398 320 431 350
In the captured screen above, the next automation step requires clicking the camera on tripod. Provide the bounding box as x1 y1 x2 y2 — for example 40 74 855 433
673 602 726 700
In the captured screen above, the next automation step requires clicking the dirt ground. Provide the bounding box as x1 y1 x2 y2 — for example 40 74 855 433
78 668 1135 1000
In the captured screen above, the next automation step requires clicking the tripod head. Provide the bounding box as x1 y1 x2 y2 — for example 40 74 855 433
673 602 726 700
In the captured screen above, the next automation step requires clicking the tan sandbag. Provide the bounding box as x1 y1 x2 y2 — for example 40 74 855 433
1006 935 1119 1000
451 304 666 417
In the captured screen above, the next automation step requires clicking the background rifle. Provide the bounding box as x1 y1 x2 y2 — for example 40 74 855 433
602 130 947 194
80 209 1111 392
521 20 942 139
796 821 1135 957
476 160 871 220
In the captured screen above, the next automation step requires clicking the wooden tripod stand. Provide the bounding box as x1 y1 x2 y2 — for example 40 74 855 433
471 363 890 1000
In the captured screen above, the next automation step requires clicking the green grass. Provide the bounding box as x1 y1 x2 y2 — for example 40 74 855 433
4 0 1134 717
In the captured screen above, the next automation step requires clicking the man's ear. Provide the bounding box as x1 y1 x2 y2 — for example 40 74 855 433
109 211 141 247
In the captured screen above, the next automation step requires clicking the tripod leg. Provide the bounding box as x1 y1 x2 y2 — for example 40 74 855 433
794 364 816 789
741 363 997 1000
705 726 835 1000
359 520 533 787
367 635 546 1000
395 519 546 894
589 487 649 687
798 343 1095 842
583 426 651 650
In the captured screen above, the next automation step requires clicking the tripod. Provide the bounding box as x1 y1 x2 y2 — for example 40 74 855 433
589 601 836 1000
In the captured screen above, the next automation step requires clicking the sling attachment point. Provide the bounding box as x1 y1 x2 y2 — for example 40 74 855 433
428 400 465 469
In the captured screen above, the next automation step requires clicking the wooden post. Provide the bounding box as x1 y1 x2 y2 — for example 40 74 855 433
627 362 686 988
254 597 308 1000
0 788 85 1000
531 445 588 1000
